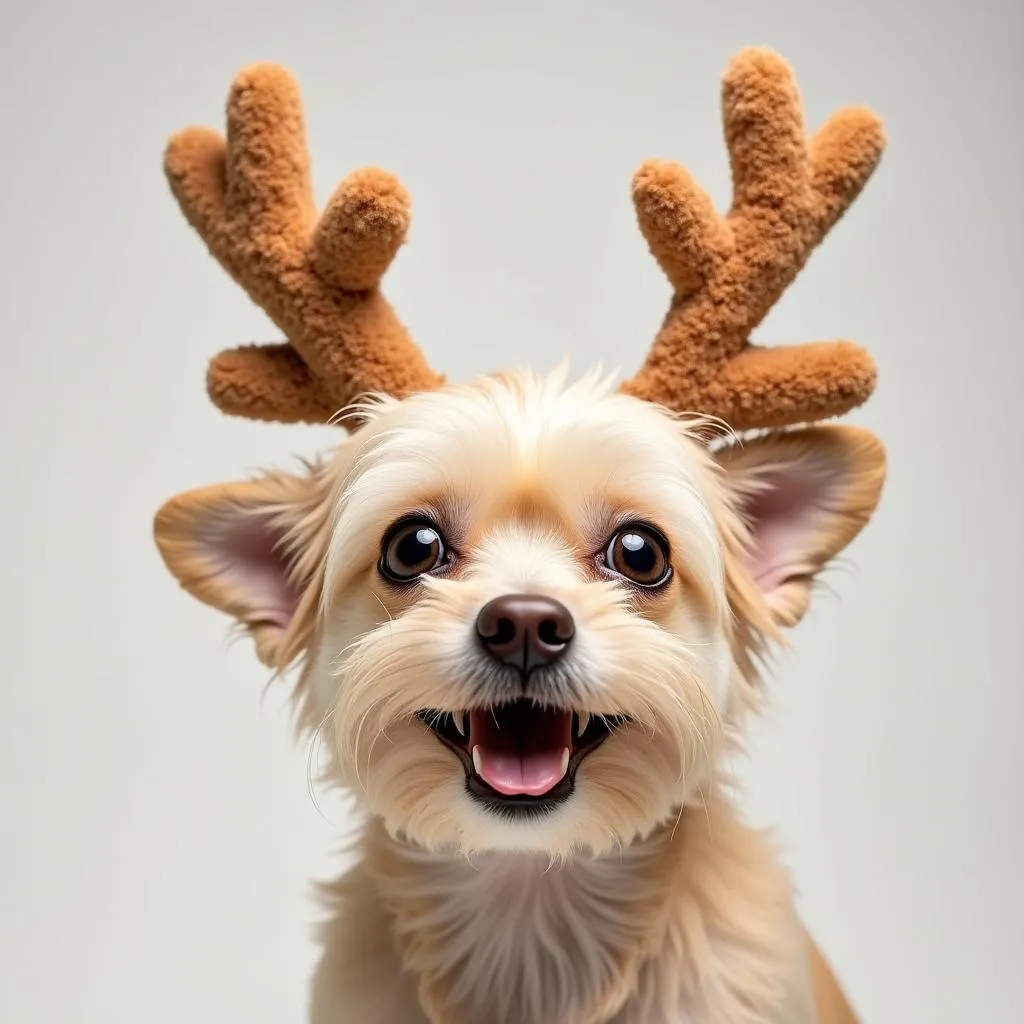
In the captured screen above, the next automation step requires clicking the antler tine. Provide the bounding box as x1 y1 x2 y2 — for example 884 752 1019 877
629 160 734 301
808 105 887 239
723 47 809 224
223 65 315 260
206 344 339 424
620 47 885 433
164 65 313 304
164 64 442 425
311 167 412 292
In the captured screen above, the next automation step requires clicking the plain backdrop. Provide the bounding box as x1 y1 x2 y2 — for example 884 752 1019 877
2 0 1021 1021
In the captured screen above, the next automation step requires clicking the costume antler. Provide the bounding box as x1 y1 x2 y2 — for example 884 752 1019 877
619 47 885 432
164 64 442 424
166 49 881 434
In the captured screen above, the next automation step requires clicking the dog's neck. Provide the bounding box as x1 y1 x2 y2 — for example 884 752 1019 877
369 794 806 1024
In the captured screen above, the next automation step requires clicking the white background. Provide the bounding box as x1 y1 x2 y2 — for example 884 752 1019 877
2 1 1021 1020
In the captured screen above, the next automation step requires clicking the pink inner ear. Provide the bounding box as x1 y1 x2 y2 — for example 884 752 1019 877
743 470 825 598
206 512 300 630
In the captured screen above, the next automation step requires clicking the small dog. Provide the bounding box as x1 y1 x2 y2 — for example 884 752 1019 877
156 365 885 1023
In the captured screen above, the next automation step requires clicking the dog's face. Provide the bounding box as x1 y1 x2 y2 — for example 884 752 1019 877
156 369 885 858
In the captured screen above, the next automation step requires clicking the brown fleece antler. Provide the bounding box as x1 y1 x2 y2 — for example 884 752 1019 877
164 64 442 424
166 50 882 433
619 47 885 432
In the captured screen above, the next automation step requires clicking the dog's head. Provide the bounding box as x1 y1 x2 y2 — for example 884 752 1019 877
155 368 884 858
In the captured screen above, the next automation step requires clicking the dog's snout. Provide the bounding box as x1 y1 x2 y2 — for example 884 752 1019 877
476 594 575 677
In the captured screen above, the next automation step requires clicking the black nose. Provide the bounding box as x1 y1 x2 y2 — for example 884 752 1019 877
476 594 575 676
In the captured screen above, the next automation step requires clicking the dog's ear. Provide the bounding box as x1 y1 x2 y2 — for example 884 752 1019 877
153 467 331 667
715 425 886 628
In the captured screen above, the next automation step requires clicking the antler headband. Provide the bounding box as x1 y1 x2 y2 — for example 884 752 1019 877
164 47 883 433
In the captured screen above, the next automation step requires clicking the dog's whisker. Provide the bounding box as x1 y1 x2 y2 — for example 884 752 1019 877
305 704 340 821
370 590 395 637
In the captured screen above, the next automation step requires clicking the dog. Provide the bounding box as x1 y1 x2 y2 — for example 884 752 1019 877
155 363 885 1023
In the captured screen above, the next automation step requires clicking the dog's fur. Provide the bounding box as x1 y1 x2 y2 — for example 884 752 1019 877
155 367 885 1023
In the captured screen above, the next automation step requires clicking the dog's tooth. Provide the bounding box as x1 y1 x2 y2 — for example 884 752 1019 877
576 710 590 739
560 747 570 777
472 745 483 775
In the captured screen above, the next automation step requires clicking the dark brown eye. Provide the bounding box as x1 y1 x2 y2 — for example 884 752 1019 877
605 525 671 588
380 519 447 582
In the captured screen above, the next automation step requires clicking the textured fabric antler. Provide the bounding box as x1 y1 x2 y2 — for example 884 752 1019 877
164 64 443 424
619 47 885 432
165 49 883 435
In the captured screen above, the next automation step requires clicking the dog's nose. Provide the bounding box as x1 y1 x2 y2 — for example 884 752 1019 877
476 594 575 676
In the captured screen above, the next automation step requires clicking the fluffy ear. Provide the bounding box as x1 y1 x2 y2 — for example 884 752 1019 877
715 425 886 628
153 468 331 667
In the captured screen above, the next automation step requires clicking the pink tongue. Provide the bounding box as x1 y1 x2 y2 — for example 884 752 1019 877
474 747 567 797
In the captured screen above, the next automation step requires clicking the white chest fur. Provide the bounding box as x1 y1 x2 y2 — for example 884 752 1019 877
351 802 812 1024
383 840 666 1023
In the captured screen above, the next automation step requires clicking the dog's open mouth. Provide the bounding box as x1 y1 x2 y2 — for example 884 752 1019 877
418 700 624 815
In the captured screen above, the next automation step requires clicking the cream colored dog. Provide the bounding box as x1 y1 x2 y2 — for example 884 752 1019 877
155 365 885 1023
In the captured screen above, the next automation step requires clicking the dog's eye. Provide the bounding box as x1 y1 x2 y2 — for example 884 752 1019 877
604 526 671 588
380 519 447 582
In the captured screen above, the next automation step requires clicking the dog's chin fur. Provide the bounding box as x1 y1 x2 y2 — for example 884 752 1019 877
155 366 886 1023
